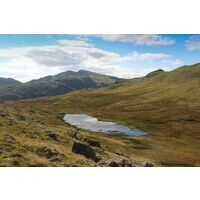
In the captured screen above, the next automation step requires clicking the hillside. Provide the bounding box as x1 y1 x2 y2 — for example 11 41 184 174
0 63 200 166
0 70 124 101
0 78 21 87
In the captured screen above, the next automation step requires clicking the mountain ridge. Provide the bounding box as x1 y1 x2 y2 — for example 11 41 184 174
0 62 200 101
0 69 125 101
0 77 22 87
0 62 200 166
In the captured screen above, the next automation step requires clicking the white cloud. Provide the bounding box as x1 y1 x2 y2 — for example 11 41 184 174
0 39 173 82
95 34 175 46
58 39 91 47
127 52 170 61
186 35 200 50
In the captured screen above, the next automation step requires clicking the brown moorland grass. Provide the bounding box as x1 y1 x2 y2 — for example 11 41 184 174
0 63 200 166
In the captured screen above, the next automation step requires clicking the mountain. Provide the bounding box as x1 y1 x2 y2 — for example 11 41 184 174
0 70 125 101
47 62 200 123
0 62 200 166
0 77 21 87
145 69 165 77
21 62 198 166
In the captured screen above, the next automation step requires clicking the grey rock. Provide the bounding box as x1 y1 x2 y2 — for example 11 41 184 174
0 112 7 117
4 134 16 143
36 147 57 158
68 129 78 139
144 162 154 167
121 159 133 167
109 161 120 167
109 159 133 167
72 141 99 162
47 131 59 141
49 157 60 162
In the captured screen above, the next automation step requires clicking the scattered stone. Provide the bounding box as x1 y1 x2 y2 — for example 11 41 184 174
72 141 99 162
3 156 20 166
121 159 133 167
4 157 17 161
47 131 59 141
36 147 57 159
144 162 154 167
83 138 101 148
30 131 39 139
109 161 120 167
108 159 133 167
68 129 78 139
11 153 22 158
0 112 7 117
49 157 60 162
4 134 16 143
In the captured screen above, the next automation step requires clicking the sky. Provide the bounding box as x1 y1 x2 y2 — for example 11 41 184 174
0 34 200 82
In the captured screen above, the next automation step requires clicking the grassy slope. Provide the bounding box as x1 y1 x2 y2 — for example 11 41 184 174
0 63 200 166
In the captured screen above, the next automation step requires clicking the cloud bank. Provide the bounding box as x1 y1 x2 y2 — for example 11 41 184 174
0 38 176 82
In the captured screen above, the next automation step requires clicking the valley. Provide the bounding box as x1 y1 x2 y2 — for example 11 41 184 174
0 63 200 166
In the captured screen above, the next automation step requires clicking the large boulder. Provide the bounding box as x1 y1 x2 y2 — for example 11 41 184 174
72 141 99 162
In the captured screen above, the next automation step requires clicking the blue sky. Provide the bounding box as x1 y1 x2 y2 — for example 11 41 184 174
0 34 199 82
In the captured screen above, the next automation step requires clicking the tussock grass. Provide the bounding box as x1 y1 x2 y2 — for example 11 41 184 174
0 63 200 166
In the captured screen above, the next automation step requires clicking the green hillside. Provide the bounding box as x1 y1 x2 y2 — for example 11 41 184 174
0 63 199 166
0 70 124 101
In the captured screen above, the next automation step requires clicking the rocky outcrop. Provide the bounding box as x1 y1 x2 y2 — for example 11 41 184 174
72 141 99 162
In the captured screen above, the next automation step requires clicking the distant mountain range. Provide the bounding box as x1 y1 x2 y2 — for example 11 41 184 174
0 70 125 101
0 63 200 166
0 78 21 87
1 63 200 102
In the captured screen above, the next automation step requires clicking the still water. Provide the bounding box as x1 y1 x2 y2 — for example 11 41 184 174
63 114 148 136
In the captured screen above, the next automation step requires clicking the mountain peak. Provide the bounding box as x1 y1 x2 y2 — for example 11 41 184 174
0 77 21 87
146 69 165 77
78 69 94 74
0 69 124 101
